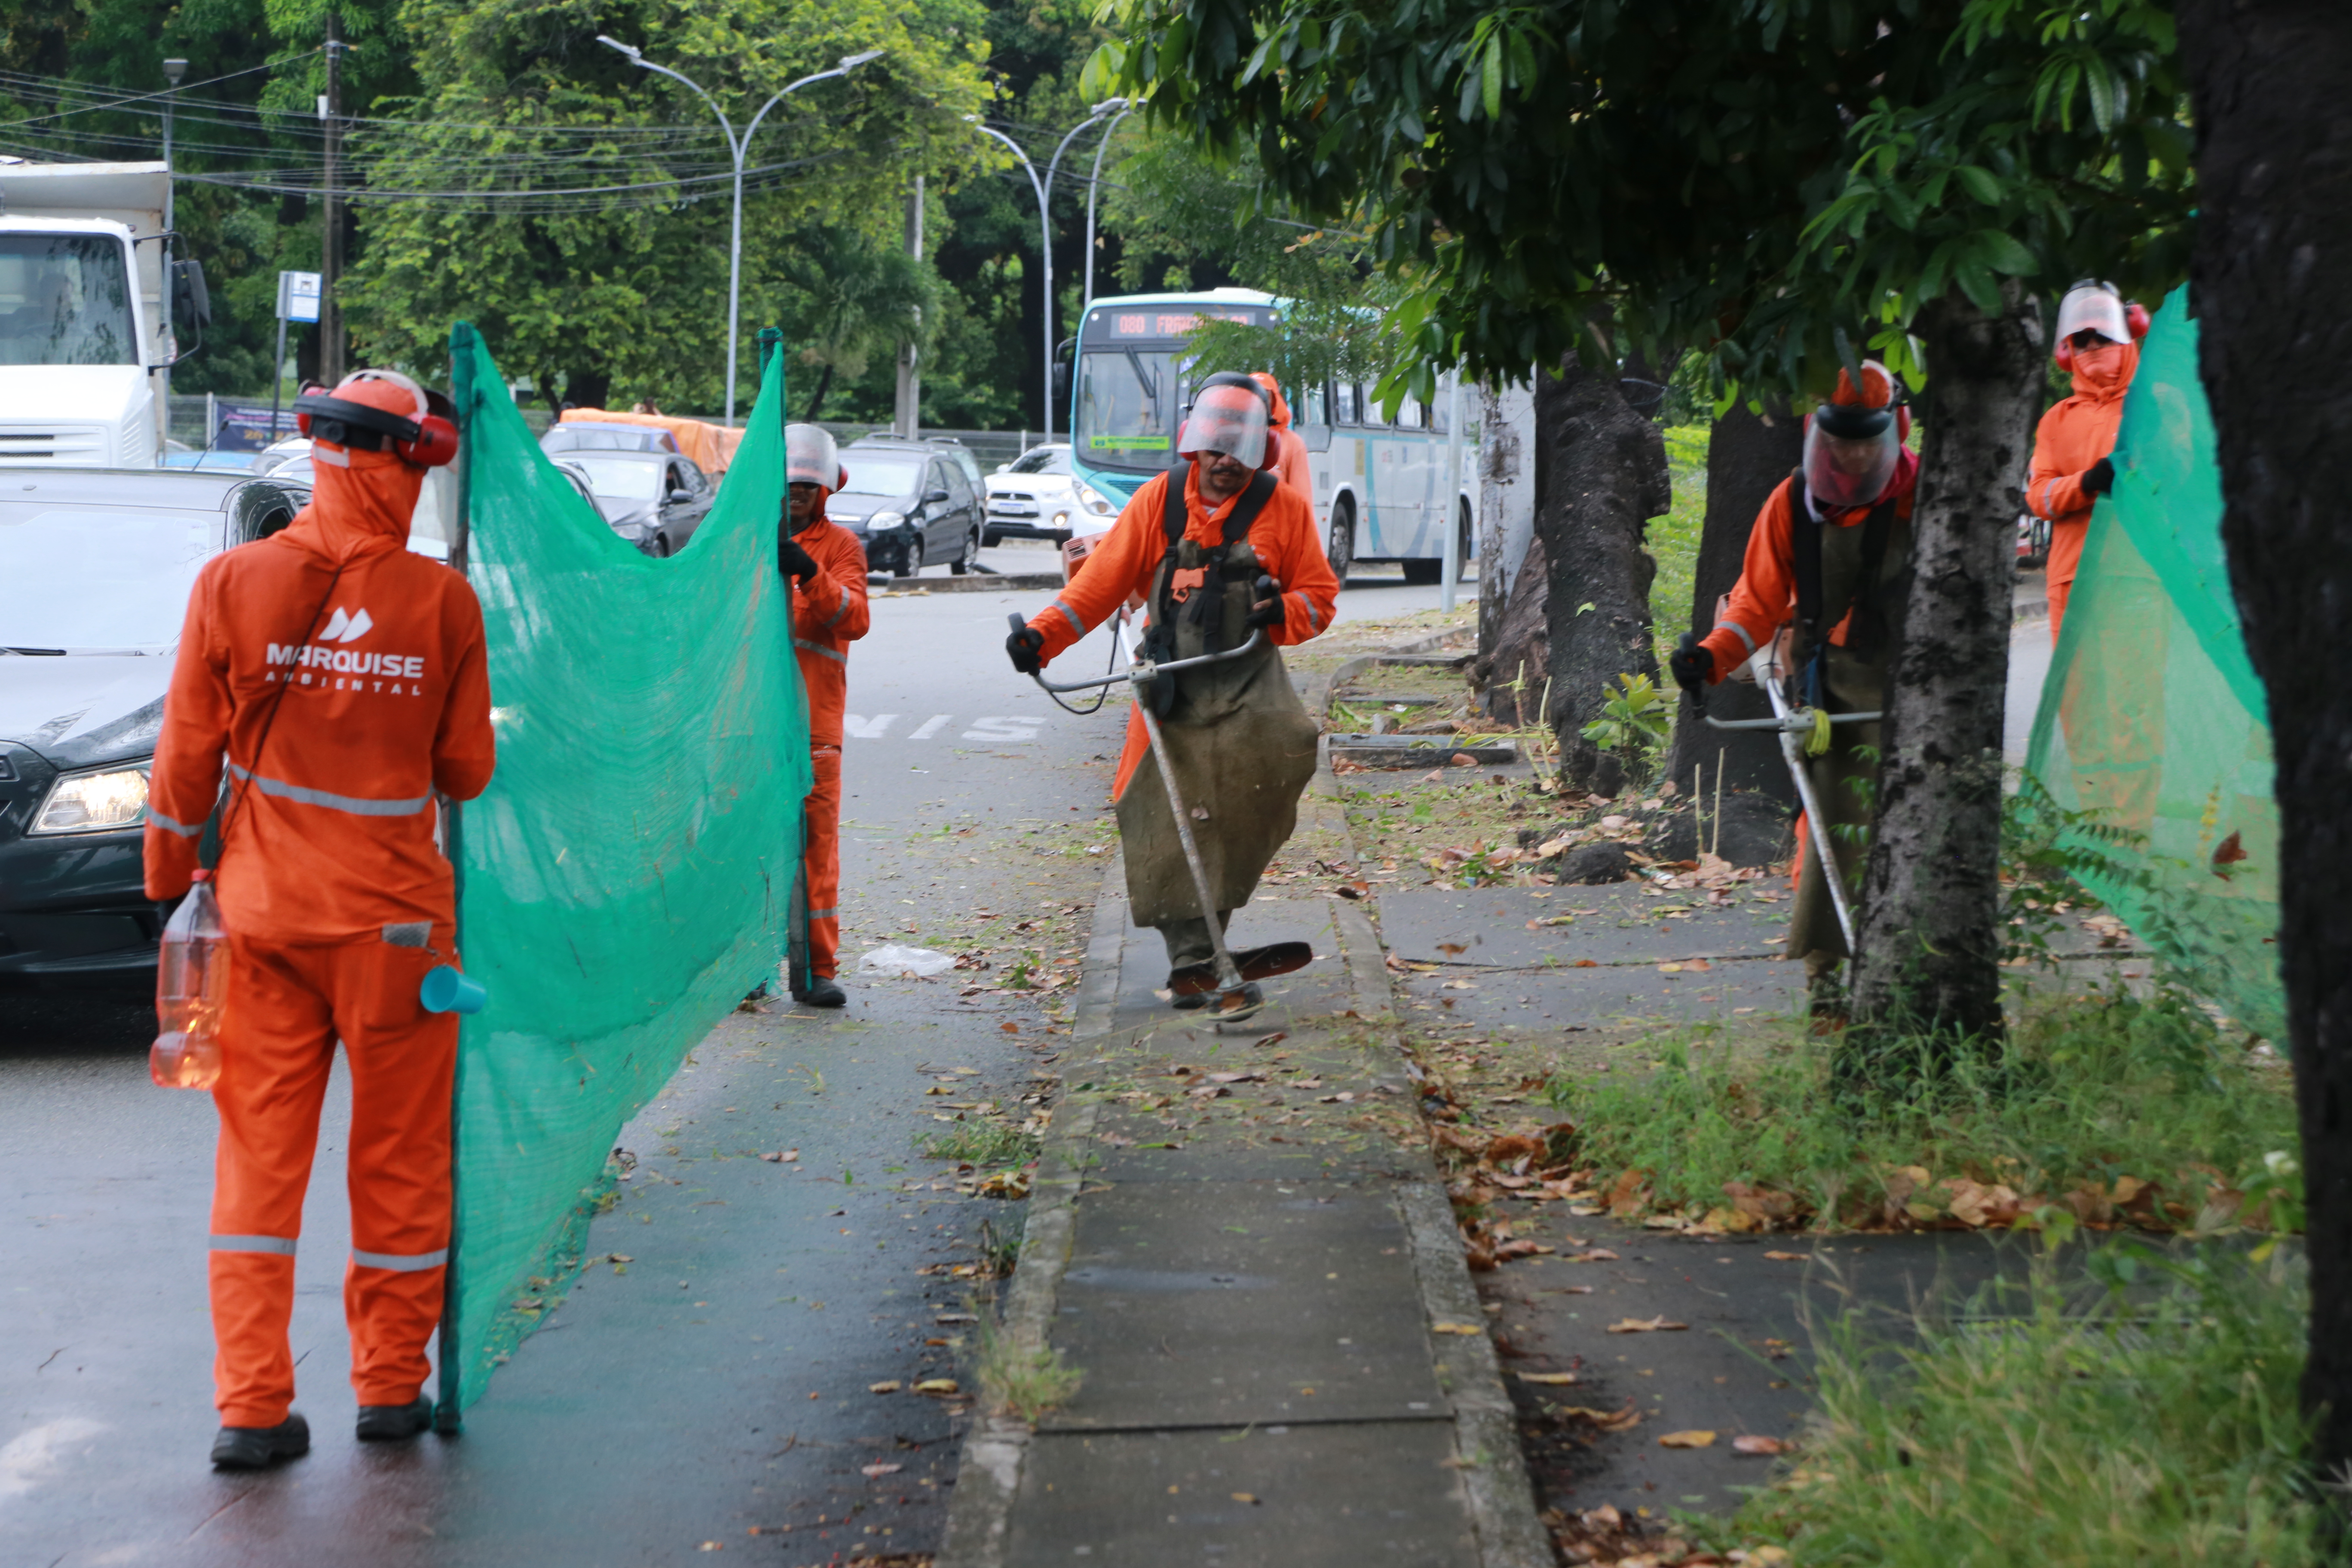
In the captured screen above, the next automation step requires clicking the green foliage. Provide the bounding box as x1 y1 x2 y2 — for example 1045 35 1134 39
1724 1248 2316 1565
1648 425 1710 665
918 1122 1041 1168
773 224 937 420
1578 673 1670 761
1544 984 2298 1234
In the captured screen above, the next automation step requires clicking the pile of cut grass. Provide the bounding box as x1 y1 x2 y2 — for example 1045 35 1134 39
1716 1247 2315 1565
1546 983 2297 1234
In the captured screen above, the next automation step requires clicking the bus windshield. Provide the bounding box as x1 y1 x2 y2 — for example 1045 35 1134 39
1077 347 1179 474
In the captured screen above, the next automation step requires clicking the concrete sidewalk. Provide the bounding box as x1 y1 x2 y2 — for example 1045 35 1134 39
938 764 1551 1567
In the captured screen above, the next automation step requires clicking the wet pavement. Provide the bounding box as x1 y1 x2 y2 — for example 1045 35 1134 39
0 567 1461 1567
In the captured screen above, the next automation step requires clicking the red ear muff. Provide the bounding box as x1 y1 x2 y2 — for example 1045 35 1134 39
1260 426 1283 473
2054 338 2076 371
1895 407 1911 444
398 414 460 469
2124 301 2151 340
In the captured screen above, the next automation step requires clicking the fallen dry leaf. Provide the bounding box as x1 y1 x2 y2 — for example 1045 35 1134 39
1230 1491 1260 1504
1606 1317 1689 1334
1733 1434 1794 1456
861 1463 904 1478
868 1381 902 1394
1517 1371 1581 1385
1431 1322 1484 1335
1659 1430 1716 1449
1764 1250 1810 1262
759 1149 800 1163
914 1378 961 1395
1561 1406 1644 1432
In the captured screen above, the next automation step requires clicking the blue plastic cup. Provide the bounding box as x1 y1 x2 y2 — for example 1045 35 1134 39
420 965 488 1015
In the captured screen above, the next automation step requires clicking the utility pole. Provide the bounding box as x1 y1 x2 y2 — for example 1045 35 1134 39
894 177 923 438
161 58 186 419
320 12 344 385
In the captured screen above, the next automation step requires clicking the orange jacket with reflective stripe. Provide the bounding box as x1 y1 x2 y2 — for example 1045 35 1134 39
144 445 495 943
1696 455 1919 681
788 514 871 748
2026 339 2138 598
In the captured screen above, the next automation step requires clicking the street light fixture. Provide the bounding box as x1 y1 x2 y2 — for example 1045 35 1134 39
598 39 884 426
963 100 1127 446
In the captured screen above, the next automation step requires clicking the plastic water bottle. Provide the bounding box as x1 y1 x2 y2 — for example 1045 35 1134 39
151 872 228 1090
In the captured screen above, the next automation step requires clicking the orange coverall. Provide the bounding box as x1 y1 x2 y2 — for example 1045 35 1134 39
144 442 495 1429
786 496 872 979
2025 339 2139 638
1026 463 1339 800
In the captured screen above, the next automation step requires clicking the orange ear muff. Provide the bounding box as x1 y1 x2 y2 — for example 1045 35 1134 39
397 414 461 469
2124 301 2151 340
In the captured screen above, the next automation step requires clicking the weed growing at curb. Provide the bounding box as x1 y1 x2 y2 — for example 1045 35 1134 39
973 1304 1084 1427
1545 982 2297 1234
1715 1245 2315 1564
919 1123 1042 1168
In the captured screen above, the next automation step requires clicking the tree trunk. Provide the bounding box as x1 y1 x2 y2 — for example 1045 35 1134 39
805 362 836 422
2179 0 2352 1510
564 368 611 412
1661 396 1805 803
1848 282 2040 1041
1479 531 1550 725
1535 361 1672 793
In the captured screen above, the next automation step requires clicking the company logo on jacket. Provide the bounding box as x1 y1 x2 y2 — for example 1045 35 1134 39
263 605 429 693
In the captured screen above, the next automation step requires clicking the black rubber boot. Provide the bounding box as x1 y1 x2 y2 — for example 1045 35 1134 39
356 1396 435 1442
794 975 847 1008
210 1412 310 1470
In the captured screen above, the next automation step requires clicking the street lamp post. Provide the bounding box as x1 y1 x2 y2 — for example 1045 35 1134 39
1082 101 1131 316
964 100 1126 446
598 39 883 427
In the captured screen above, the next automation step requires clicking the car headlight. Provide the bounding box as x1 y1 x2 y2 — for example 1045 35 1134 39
868 510 907 530
1073 481 1115 517
32 764 151 834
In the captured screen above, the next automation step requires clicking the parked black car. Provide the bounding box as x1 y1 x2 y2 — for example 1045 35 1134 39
832 436 985 577
1 467 309 985
568 450 716 557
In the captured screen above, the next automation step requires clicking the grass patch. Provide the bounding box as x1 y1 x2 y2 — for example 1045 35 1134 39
919 1123 1042 1168
1649 423 1710 669
1721 1246 2315 1564
1546 983 2297 1234
973 1303 1084 1426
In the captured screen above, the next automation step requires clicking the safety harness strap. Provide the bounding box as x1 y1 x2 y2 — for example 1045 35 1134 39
1791 472 1900 657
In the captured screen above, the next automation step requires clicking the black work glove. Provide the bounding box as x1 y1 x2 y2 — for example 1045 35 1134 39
2081 456 2115 498
1245 574 1285 630
1005 624 1045 675
779 536 818 580
1669 631 1714 695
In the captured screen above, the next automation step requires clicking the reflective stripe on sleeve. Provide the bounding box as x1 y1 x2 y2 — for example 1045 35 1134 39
821 594 854 629
1721 619 1760 658
1050 601 1085 640
1291 592 1321 633
211 1234 297 1255
225 764 430 818
149 807 204 838
793 638 847 664
351 1247 448 1272
807 907 838 922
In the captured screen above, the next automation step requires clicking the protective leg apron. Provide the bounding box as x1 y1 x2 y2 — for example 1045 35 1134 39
208 927 456 1427
1115 475 1320 967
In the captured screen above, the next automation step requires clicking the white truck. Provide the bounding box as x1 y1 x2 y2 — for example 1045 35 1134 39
0 160 209 468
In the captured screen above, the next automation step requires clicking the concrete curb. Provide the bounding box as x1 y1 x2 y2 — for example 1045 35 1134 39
867 571 1063 594
935 854 1125 1568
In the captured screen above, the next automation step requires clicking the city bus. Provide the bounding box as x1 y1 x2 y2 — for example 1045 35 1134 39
1068 287 1476 585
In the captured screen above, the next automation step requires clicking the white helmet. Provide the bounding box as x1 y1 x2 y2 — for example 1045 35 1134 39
785 423 844 490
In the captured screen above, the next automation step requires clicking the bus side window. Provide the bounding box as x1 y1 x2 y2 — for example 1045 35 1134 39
1335 381 1360 426
1299 382 1327 427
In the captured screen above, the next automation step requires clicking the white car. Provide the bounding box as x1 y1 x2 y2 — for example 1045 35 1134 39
982 443 1117 545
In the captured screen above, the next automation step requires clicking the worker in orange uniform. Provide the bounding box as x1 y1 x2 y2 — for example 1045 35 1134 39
143 369 495 1470
1249 371 1315 506
776 422 871 1008
1006 374 1338 1007
1665 363 1916 1001
2026 280 2149 639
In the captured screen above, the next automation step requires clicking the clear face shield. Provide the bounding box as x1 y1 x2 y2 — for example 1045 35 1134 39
1802 404 1902 510
2055 282 2130 347
1176 383 1270 471
784 423 840 491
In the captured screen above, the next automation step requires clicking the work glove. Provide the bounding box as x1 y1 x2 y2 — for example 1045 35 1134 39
1245 574 1285 630
1005 624 1045 675
2081 456 2115 498
778 536 818 580
1669 631 1714 695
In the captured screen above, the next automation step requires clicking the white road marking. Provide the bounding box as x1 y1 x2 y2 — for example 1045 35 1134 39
842 715 900 739
962 717 1043 743
907 714 952 740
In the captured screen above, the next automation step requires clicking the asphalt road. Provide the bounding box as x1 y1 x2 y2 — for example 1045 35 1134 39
0 562 1460 1567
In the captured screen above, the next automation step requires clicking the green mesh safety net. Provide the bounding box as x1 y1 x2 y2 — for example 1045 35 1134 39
435 324 810 1418
2024 288 2282 1040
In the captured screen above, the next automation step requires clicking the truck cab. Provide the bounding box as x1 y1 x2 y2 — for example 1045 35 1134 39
0 162 205 469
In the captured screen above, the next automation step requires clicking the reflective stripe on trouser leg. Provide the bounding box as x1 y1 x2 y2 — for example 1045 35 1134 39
210 935 341 1428
805 746 843 978
340 927 458 1409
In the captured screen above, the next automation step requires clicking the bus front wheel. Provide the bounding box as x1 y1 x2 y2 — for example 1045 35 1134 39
1326 499 1355 586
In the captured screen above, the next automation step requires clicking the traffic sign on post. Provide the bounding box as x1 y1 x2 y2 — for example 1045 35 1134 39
276 270 322 325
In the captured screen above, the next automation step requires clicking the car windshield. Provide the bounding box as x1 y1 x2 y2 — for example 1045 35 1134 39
1077 349 1177 473
1007 448 1071 476
0 234 139 368
568 455 668 502
839 456 921 498
547 425 671 453
0 504 216 651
